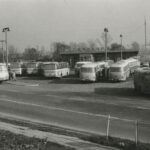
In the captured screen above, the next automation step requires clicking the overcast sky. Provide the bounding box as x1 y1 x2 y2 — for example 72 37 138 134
0 0 149 51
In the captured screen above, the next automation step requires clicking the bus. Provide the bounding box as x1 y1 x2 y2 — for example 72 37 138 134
80 61 107 82
109 60 130 81
134 67 150 94
74 61 92 76
42 62 70 78
10 62 22 75
0 63 9 83
26 62 41 75
109 58 140 81
126 58 140 75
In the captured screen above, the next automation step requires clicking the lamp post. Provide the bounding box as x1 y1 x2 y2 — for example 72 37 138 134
104 28 108 61
120 34 123 60
2 27 10 68
0 40 5 63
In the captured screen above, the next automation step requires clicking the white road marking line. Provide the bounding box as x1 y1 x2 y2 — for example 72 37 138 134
0 98 142 123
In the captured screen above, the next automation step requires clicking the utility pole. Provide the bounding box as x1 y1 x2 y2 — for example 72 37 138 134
0 40 5 63
120 34 123 60
2 27 10 68
104 28 108 61
145 19 147 50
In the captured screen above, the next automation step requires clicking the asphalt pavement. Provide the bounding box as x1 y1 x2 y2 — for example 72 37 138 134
0 78 149 144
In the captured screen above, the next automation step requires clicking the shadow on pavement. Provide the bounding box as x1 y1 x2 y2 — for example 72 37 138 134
95 87 150 99
49 78 83 84
19 76 52 81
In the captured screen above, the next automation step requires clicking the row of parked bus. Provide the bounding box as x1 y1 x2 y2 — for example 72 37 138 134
75 58 140 82
0 58 140 81
9 61 70 78
0 61 71 83
0 59 149 94
9 58 140 82
75 58 150 94
0 58 141 79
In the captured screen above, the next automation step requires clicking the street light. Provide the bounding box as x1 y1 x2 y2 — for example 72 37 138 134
104 28 108 61
0 40 5 63
120 34 123 60
2 27 10 68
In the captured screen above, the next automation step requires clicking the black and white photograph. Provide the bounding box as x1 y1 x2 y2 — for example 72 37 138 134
0 0 149 149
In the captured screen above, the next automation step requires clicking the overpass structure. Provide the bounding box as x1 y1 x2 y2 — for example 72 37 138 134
60 48 139 67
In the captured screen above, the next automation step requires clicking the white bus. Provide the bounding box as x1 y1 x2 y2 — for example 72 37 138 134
26 62 41 75
134 67 150 94
10 62 22 75
42 62 70 78
80 61 107 82
0 63 9 83
109 58 140 81
126 58 140 75
75 61 92 76
109 60 130 81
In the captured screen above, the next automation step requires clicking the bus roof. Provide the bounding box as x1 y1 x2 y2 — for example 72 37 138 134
125 58 138 63
110 60 128 68
76 61 92 65
81 63 99 68
42 62 68 65
95 61 107 65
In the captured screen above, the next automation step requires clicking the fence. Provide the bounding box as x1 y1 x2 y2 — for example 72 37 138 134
93 114 150 144
70 110 150 144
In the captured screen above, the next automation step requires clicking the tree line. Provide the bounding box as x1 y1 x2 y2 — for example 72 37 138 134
0 41 140 62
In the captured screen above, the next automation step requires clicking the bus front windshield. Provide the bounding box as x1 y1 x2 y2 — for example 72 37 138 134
81 67 94 73
43 64 56 70
110 67 121 72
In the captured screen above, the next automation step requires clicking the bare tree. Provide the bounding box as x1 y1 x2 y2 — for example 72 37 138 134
87 39 98 50
69 42 77 51
8 45 21 62
52 42 69 61
131 42 140 50
77 42 88 50
23 47 40 61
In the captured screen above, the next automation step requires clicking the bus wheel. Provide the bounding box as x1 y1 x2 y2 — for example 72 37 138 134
0 81 3 84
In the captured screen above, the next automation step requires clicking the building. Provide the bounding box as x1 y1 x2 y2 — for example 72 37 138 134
60 48 139 68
